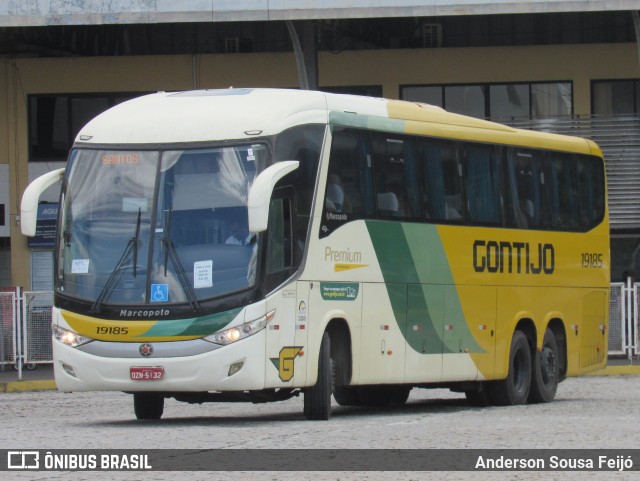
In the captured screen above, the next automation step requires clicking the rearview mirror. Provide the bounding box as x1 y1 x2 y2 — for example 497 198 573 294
248 161 299 233
21 168 65 236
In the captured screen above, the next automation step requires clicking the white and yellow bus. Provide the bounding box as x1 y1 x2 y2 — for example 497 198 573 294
21 89 609 420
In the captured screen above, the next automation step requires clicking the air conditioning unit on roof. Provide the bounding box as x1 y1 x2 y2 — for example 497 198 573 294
423 24 443 48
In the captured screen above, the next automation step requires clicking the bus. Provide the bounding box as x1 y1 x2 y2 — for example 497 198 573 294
21 88 609 420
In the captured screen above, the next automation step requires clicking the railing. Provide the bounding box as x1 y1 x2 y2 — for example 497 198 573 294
0 288 52 380
609 279 639 359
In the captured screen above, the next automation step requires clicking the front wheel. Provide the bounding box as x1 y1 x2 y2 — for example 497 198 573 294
303 332 333 420
489 330 532 405
133 393 164 420
528 328 559 403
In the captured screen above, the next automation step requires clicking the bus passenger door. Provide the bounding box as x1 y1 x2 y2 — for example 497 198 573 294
263 193 306 388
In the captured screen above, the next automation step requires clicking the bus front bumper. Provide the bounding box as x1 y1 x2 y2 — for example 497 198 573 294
52 331 267 393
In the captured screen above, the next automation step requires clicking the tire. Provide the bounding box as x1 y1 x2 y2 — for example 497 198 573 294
465 384 492 407
489 330 532 406
334 386 362 406
528 328 559 403
133 393 164 420
304 332 333 420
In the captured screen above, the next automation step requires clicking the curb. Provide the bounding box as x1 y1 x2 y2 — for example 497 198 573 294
0 380 57 393
587 365 640 377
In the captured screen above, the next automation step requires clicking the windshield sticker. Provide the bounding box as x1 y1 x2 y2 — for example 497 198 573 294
151 284 169 302
320 282 359 301
246 148 255 161
194 260 213 289
71 259 90 274
122 197 148 213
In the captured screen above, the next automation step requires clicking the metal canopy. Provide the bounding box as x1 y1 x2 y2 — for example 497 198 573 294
1 1 639 27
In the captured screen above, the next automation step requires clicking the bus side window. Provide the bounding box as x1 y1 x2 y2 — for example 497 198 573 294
547 154 580 231
577 156 605 230
265 192 295 292
273 124 323 262
506 148 546 230
322 128 375 235
372 134 420 219
463 144 502 225
420 139 463 223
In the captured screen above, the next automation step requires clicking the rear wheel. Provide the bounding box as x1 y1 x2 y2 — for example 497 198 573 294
528 328 559 403
133 393 164 420
304 332 333 420
489 330 532 405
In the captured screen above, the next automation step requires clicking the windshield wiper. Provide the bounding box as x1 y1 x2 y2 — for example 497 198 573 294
91 208 141 313
160 208 201 311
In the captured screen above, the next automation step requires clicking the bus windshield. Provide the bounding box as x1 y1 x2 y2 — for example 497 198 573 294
57 144 266 308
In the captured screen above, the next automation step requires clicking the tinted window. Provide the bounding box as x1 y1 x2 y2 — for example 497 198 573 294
506 148 547 230
372 134 420 219
420 139 464 223
547 154 580 231
464 144 502 225
321 128 375 237
577 156 605 230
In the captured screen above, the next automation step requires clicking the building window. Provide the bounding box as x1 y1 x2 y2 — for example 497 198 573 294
592 80 640 115
28 92 144 162
401 82 572 119
321 85 382 97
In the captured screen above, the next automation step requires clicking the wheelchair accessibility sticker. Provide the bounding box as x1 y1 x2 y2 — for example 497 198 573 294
151 284 169 302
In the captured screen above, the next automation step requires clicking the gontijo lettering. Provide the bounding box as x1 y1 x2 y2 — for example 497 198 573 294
473 240 554 274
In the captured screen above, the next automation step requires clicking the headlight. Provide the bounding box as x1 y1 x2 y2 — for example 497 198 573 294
53 325 94 348
204 310 275 346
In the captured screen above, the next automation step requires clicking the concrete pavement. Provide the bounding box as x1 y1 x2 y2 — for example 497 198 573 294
1 358 639 393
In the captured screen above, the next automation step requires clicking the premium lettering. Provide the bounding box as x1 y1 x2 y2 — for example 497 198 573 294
473 240 554 274
324 247 362 263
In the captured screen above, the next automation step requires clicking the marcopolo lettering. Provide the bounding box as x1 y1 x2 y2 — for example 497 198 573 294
473 240 554 275
119 309 170 318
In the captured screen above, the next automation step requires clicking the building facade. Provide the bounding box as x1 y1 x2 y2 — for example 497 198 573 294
1 1 640 289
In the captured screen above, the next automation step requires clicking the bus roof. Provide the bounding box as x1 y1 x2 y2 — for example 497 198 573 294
75 88 597 156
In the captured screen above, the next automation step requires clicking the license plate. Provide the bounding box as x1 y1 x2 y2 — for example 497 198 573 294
130 366 164 381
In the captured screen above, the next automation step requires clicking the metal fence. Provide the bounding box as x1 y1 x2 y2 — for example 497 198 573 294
609 280 639 359
0 288 53 380
0 289 18 368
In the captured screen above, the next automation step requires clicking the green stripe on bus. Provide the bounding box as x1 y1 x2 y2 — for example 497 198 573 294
366 221 483 354
137 307 242 338
329 111 406 134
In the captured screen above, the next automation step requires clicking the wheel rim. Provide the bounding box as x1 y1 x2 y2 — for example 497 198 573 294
540 345 557 385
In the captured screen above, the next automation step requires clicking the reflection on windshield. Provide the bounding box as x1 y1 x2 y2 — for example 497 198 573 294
57 145 265 307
